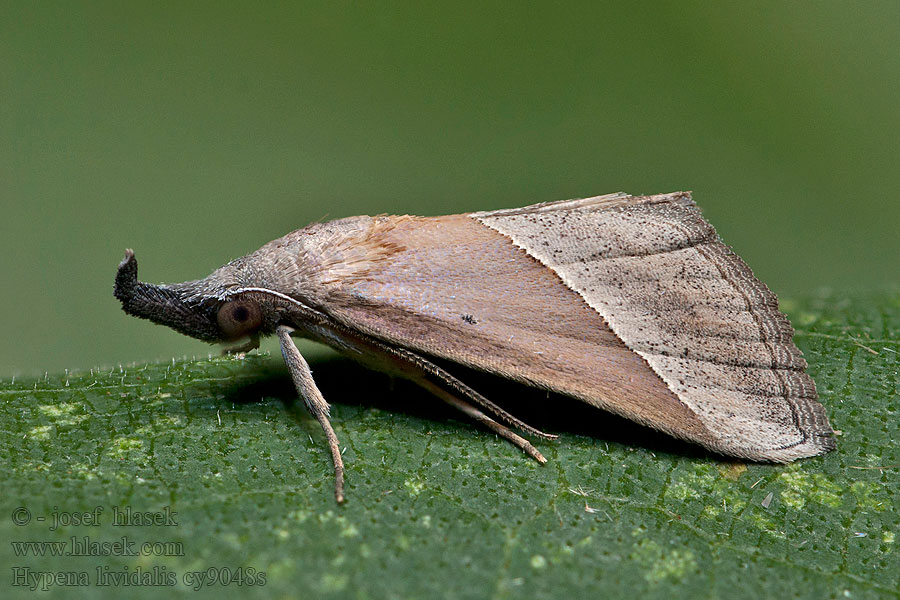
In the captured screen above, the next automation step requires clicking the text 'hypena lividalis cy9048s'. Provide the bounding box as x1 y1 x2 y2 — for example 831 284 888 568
114 191 835 502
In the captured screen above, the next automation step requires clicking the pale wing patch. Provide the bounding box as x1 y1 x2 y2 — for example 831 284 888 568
216 214 417 301
298 215 415 285
474 192 834 461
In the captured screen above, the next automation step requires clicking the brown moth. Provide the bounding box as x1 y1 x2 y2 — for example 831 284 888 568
114 191 835 502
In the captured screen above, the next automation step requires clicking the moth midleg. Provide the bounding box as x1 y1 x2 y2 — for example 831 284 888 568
276 325 345 503
309 319 556 442
413 375 548 464
315 323 553 462
297 318 553 467
387 346 557 442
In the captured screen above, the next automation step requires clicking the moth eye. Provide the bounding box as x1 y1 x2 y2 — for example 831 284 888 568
232 306 250 323
216 301 262 339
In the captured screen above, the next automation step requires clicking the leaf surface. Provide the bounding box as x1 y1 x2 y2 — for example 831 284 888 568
2 291 897 599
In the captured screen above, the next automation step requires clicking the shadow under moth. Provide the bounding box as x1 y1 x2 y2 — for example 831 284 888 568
114 191 835 502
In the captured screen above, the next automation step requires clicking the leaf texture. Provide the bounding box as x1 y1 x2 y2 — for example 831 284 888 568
1 291 897 599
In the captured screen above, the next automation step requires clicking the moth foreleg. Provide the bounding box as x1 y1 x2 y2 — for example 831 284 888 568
222 334 260 356
276 325 345 503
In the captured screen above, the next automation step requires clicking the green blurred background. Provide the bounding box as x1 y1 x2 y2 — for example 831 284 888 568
2 1 898 376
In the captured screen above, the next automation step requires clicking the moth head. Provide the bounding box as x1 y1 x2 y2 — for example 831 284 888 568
114 250 267 344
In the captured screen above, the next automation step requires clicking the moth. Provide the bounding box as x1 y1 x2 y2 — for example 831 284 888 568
114 191 835 502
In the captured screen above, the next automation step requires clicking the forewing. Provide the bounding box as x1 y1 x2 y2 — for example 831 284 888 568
309 193 834 461
313 212 713 447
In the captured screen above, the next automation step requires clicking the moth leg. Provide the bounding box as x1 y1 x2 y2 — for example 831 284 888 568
385 346 556 441
276 326 345 503
222 334 260 356
350 338 553 462
415 376 548 464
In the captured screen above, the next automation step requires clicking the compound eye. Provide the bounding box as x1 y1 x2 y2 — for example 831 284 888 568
216 300 262 339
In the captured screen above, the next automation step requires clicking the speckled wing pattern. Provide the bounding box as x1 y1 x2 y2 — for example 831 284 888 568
472 192 834 461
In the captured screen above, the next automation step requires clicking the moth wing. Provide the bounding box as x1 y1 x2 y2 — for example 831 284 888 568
472 191 834 461
313 193 834 461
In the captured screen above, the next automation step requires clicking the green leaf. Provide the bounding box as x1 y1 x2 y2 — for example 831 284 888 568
2 291 898 599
